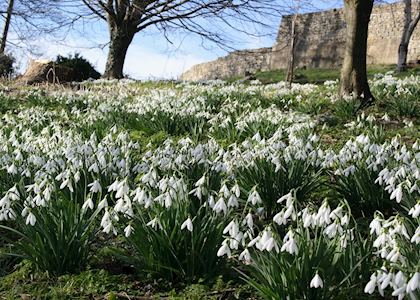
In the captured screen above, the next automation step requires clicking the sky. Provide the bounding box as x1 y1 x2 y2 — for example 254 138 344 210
5 0 344 79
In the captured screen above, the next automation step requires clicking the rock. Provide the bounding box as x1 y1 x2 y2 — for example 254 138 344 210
18 59 74 84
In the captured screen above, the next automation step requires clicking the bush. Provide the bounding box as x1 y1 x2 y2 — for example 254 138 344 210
0 53 14 78
55 53 100 82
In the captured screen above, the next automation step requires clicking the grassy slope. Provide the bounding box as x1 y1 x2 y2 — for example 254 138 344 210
0 73 418 299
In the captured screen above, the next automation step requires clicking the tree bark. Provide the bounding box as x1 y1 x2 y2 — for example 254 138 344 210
286 15 297 88
340 0 374 106
103 25 135 79
0 0 14 54
397 0 420 72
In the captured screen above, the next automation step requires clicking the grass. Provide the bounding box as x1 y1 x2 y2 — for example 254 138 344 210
0 260 253 299
0 70 419 299
244 65 420 84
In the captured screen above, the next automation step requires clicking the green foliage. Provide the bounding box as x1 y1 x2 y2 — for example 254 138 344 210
132 111 208 140
55 53 101 82
332 167 396 219
241 225 374 300
119 195 229 282
333 99 360 122
236 158 323 219
0 197 100 275
0 53 14 78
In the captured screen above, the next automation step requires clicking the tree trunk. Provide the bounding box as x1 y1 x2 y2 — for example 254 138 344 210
397 0 420 72
0 0 14 54
103 26 135 79
340 0 374 106
286 15 298 88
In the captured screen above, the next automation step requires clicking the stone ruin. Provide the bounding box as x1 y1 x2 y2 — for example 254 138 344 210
181 1 420 81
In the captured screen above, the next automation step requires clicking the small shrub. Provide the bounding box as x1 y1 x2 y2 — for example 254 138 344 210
0 53 14 78
55 53 101 82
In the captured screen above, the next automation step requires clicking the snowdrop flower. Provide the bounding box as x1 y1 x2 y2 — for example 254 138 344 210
146 216 160 229
310 272 324 289
88 180 102 194
238 249 251 264
390 185 403 203
277 192 293 206
25 212 36 226
273 211 287 225
281 230 298 255
220 184 230 198
227 195 239 207
247 189 262 205
195 174 206 187
364 273 377 294
213 197 227 214
217 242 231 257
181 217 193 232
231 184 241 198
82 197 94 211
243 213 253 229
391 285 407 298
370 218 382 235
406 272 419 293
98 197 108 210
381 113 390 122
124 224 134 237
6 164 17 175
411 227 420 244
408 203 420 218
264 237 279 252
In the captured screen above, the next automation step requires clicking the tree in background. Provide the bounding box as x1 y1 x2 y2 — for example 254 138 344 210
285 1 302 87
339 0 375 106
0 0 78 54
78 0 281 79
397 0 420 72
0 0 13 54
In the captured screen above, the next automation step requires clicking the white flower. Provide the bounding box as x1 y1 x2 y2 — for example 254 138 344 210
369 218 382 235
25 212 36 226
181 217 193 232
408 203 420 218
217 242 231 257
124 224 134 237
146 217 160 229
238 249 251 264
88 180 102 194
248 189 262 205
390 185 403 203
310 272 323 289
381 113 390 122
82 197 94 210
364 274 377 294
411 227 420 244
243 213 253 229
406 272 419 293
213 197 227 214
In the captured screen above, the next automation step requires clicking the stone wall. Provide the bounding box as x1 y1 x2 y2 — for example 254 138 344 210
180 48 272 81
181 1 420 81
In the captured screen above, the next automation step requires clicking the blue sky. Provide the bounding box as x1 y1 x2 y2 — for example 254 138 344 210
8 0 344 79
